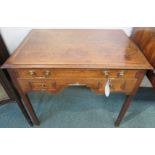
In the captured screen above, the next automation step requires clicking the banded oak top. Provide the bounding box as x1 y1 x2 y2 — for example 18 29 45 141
2 29 152 69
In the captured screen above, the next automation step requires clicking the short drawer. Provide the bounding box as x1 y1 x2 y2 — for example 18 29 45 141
110 79 137 94
29 82 56 91
98 78 137 94
17 79 57 92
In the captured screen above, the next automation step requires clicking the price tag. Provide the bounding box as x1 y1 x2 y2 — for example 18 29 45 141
105 79 110 97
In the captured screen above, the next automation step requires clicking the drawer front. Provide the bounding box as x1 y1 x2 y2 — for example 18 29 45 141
29 82 57 91
17 78 137 95
97 78 137 94
18 79 57 92
110 79 137 93
15 69 138 79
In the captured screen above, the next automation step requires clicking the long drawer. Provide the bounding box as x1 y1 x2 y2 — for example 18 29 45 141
15 69 138 79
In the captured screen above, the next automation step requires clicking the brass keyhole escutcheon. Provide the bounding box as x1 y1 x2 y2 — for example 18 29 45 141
41 84 46 88
29 70 35 76
44 70 51 77
109 82 113 89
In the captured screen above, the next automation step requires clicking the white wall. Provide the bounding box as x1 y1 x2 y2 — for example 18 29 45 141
1 28 31 54
1 27 133 54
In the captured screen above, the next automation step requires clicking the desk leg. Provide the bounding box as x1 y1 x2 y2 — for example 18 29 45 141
115 71 146 126
11 88 34 126
115 95 134 126
16 99 33 126
8 69 40 126
20 93 40 126
0 69 33 126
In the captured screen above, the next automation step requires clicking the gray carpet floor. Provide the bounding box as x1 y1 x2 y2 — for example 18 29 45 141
0 87 155 128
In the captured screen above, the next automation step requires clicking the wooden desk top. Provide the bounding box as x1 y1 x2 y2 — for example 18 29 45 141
2 29 152 69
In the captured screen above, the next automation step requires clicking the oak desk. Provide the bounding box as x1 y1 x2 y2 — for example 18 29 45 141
2 29 152 126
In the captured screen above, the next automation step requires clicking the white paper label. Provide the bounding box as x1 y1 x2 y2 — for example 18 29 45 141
105 79 110 97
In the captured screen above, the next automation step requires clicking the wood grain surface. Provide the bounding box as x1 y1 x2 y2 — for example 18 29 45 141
2 29 152 69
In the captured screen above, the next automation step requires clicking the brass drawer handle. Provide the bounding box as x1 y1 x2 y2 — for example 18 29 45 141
41 84 47 88
103 70 109 78
118 71 124 77
44 70 51 77
28 70 35 76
